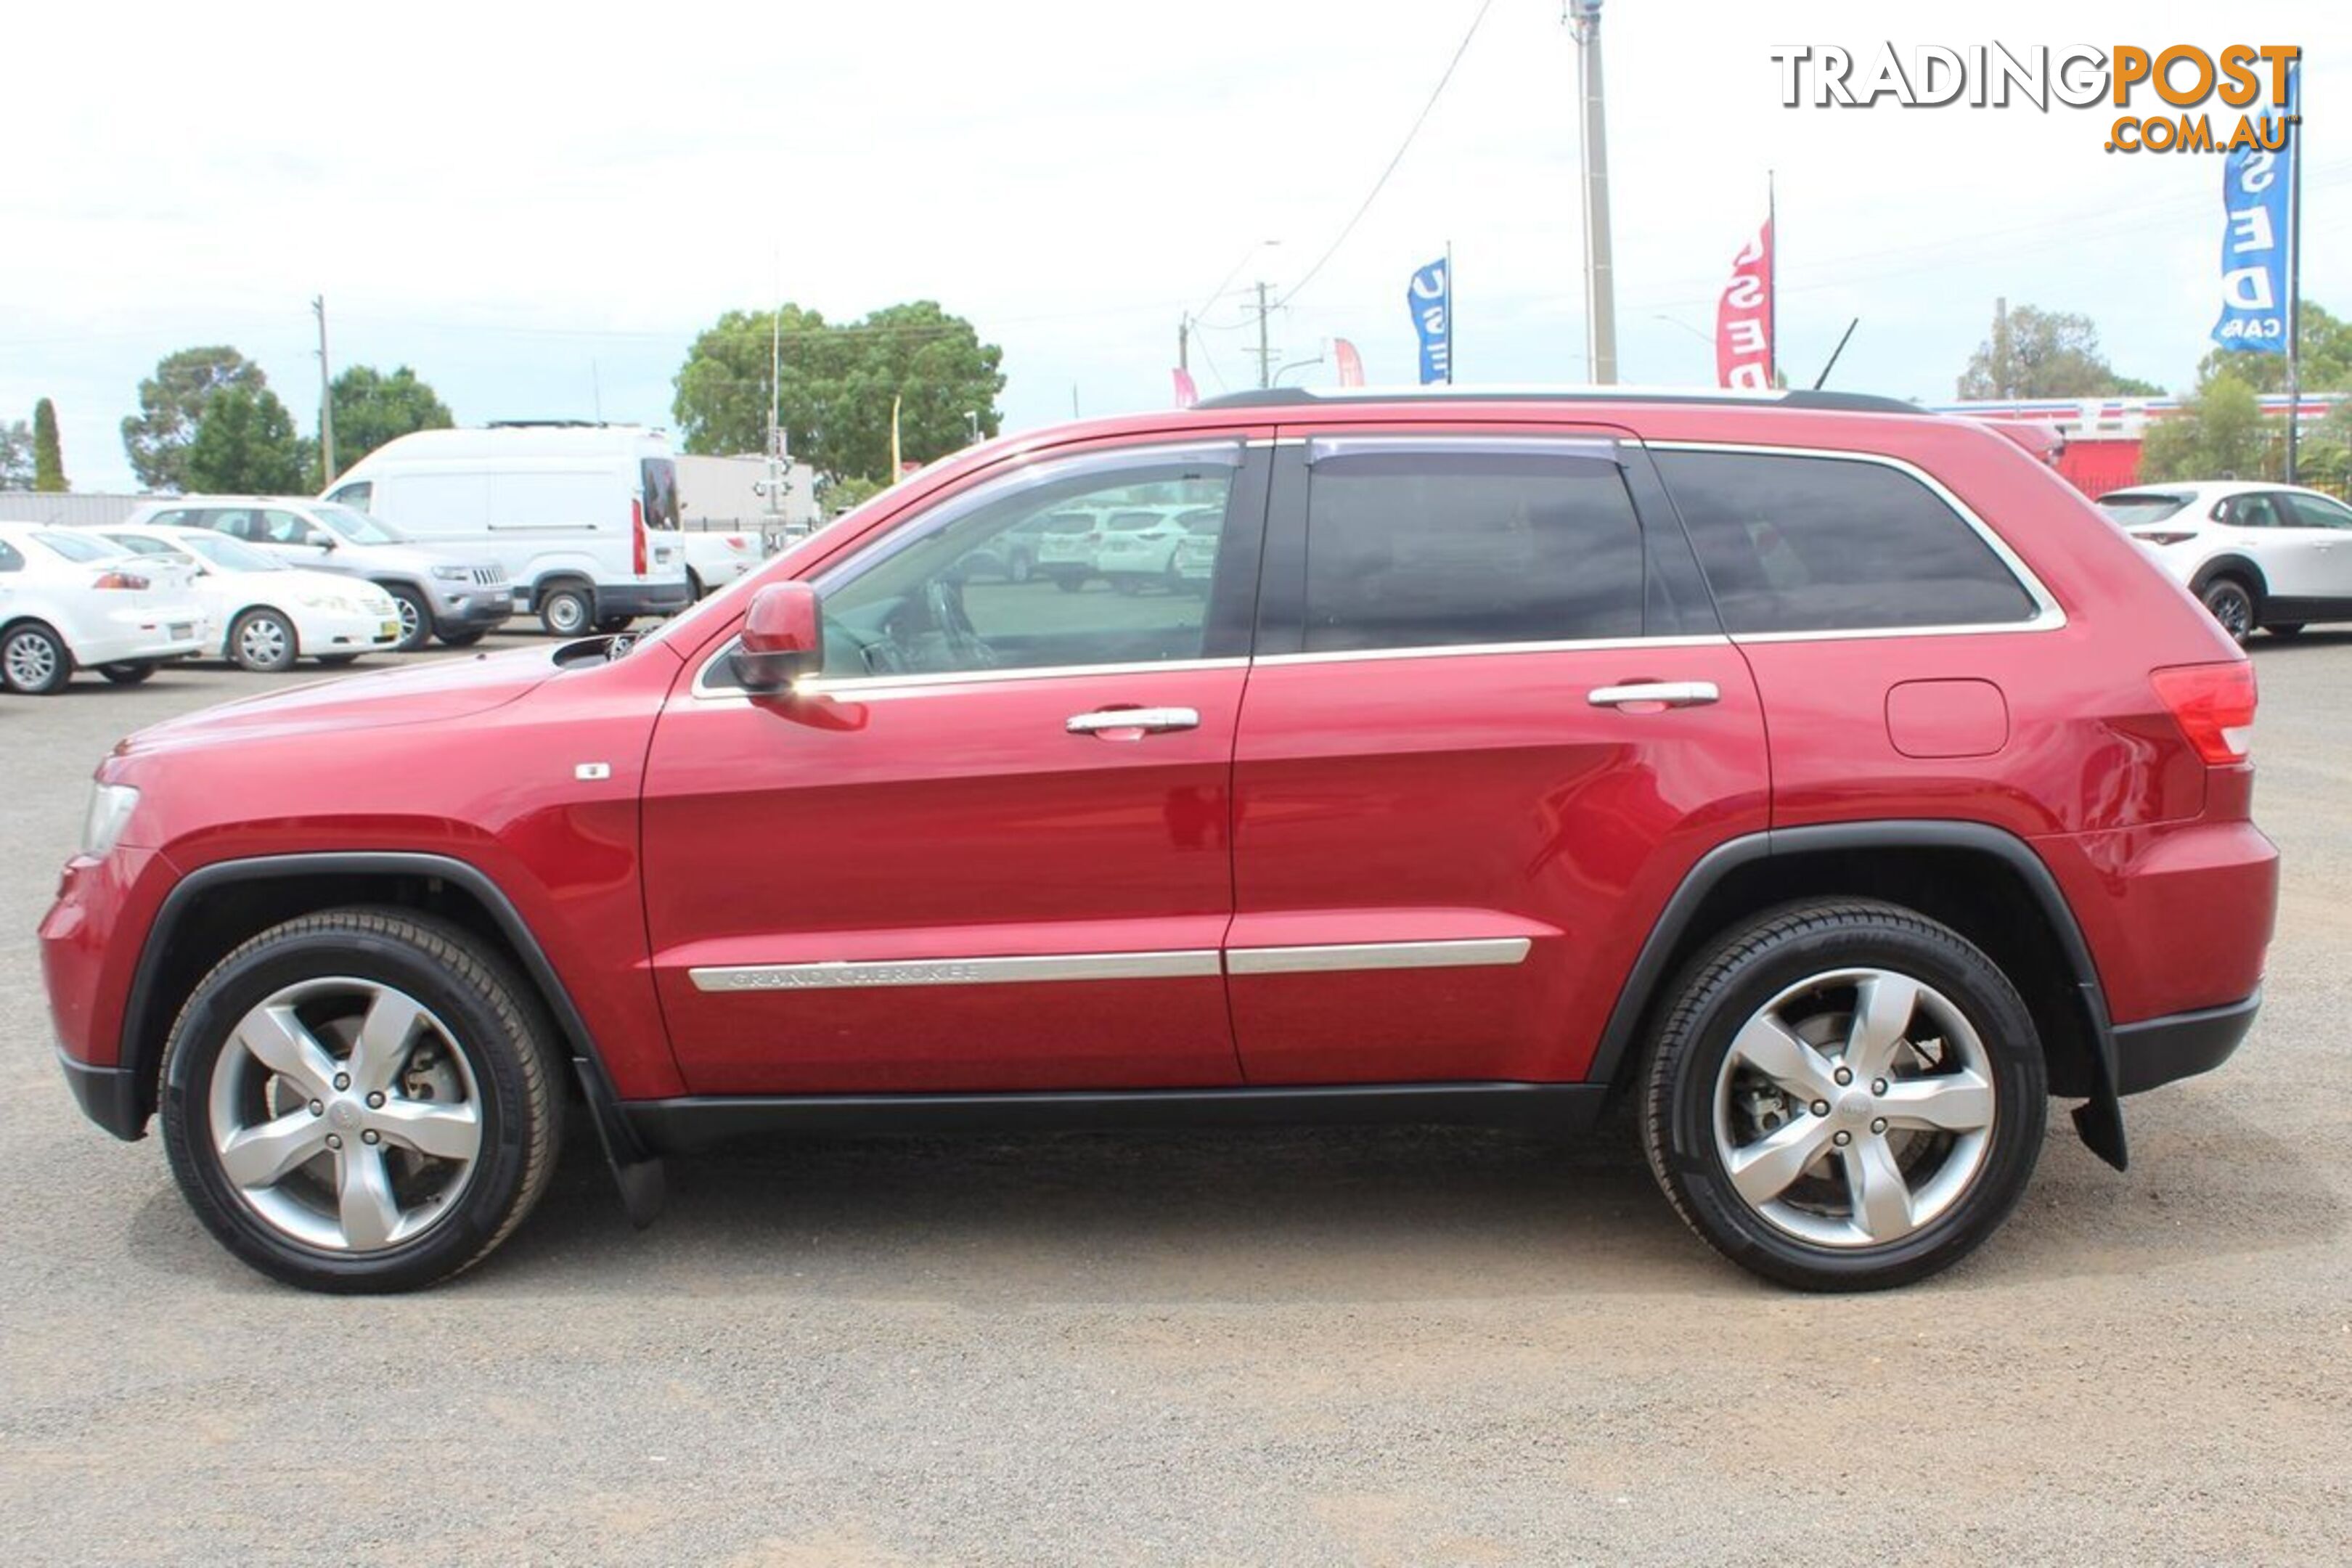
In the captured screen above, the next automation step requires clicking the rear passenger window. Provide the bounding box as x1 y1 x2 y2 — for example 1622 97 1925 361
1302 448 1644 653
1654 450 2036 634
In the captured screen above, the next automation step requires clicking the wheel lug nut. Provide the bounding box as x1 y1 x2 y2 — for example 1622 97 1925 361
333 1073 351 1092
362 1130 380 1146
1810 1100 1830 1117
309 1101 323 1116
1871 1079 1888 1095
366 1091 385 1108
1871 1118 1888 1135
1833 1130 1852 1146
1834 1067 1853 1086
325 1134 343 1151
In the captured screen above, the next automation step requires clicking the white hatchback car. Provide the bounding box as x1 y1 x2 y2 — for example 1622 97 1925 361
2099 481 2352 641
0 523 209 693
679 531 760 599
99 526 403 671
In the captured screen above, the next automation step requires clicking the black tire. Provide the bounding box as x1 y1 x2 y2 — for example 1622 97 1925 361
539 584 593 637
687 568 707 600
385 586 433 653
1008 550 1034 585
316 655 362 667
98 661 159 685
2269 623 2305 638
1640 899 2046 1291
158 909 563 1294
1109 576 1142 597
1 621 73 694
1053 574 1085 594
436 629 487 648
2200 577 2256 644
228 608 298 673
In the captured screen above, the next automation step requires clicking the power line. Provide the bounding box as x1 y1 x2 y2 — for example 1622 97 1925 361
1278 0 1496 309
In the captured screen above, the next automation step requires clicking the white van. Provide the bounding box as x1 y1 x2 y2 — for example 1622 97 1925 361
324 423 693 636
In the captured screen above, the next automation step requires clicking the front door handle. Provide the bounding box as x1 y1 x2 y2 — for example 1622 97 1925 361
1066 706 1201 737
1588 681 1720 710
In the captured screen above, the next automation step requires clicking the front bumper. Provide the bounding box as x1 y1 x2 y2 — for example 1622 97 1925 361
432 588 515 634
2111 992 2259 1095
56 1045 144 1140
293 605 403 655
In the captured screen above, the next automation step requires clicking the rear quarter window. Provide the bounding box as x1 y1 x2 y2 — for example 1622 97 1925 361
1653 449 2038 634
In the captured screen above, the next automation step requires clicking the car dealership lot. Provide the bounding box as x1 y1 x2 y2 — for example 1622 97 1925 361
3 634 2348 1562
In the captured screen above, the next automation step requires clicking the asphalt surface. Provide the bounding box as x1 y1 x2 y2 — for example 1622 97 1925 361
2 629 2348 1565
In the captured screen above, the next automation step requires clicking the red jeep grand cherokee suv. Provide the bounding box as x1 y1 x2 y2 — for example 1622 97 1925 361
41 389 2277 1293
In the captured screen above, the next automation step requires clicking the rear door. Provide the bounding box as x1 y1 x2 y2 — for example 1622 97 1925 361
2216 490 2341 604
2274 491 2352 604
1225 428 1770 1086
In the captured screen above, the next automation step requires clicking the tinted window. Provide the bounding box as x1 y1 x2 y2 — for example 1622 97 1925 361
2222 494 2287 528
2098 493 2193 526
1301 449 1643 653
642 459 680 531
0 539 21 572
2282 493 2352 531
35 529 113 563
327 481 373 512
1654 450 2035 634
105 534 176 556
261 508 324 544
808 450 1240 680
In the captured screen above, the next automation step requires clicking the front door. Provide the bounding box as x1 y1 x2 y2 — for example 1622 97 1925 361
642 436 1270 1095
1225 430 1771 1086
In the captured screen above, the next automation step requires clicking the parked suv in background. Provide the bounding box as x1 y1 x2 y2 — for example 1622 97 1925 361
2100 481 2352 641
121 497 513 651
44 388 2275 1294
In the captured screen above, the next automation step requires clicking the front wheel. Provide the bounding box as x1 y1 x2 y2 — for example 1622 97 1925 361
1640 900 2046 1291
385 587 433 652
539 586 592 637
229 608 298 672
99 661 159 685
158 910 562 1293
2200 578 2255 644
436 629 487 648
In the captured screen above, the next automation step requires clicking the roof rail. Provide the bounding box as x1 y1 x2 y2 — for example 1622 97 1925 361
1190 385 1923 416
483 419 614 429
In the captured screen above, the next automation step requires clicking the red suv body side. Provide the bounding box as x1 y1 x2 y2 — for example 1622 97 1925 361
44 396 2275 1180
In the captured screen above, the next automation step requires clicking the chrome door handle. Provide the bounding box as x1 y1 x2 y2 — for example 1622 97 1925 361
1066 706 1201 735
1588 681 1720 709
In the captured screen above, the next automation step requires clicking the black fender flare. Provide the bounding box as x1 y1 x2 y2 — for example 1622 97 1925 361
121 851 666 1220
2188 555 2268 603
1583 820 2126 1169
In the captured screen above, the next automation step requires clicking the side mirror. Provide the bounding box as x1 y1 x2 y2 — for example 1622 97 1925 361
730 581 823 693
309 531 336 552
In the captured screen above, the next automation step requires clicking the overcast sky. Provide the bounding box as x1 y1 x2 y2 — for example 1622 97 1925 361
7 0 2345 490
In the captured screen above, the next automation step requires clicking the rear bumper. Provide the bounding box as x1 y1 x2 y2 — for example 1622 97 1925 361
595 580 693 618
55 1045 144 1141
2111 992 2259 1095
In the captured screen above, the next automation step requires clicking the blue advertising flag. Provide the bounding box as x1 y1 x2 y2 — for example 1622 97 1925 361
2212 64 2298 354
1408 257 1451 383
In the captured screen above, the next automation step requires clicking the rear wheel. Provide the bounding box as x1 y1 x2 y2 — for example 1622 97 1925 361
158 909 562 1294
1 621 71 694
385 587 433 652
2200 577 2255 643
1640 900 2046 1291
229 608 298 673
98 661 159 685
539 585 592 637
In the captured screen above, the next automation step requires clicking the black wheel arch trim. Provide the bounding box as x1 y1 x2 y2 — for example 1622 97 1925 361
1583 820 2131 1170
2189 555 2268 602
114 851 666 1212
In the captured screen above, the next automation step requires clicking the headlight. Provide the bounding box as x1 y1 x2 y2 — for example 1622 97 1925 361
82 783 140 859
430 564 470 581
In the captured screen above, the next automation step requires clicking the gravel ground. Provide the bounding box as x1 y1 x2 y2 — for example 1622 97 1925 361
2 632 2347 1566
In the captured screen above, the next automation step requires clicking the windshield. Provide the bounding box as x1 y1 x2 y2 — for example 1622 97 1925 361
36 530 116 563
2098 493 2194 526
179 531 287 572
312 503 407 544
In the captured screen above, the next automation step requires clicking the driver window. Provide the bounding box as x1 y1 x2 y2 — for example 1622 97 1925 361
261 509 318 544
814 449 1241 679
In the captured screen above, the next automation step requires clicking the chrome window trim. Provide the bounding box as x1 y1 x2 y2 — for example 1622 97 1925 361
1304 435 1624 466
1250 634 1730 669
1643 439 2067 638
690 654 1249 703
1225 938 1532 976
690 951 1222 992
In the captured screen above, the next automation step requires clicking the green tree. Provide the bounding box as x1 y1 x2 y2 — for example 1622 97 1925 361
184 385 306 494
2139 373 2268 481
671 301 1003 481
32 398 67 492
0 420 30 489
2196 301 2352 393
1957 304 2155 400
121 346 269 491
327 364 455 475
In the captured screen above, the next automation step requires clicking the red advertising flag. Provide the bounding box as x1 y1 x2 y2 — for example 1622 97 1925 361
1715 219 1774 390
1172 367 1199 409
1333 338 1365 387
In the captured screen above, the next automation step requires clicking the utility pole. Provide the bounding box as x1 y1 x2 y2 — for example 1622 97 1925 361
1254 281 1275 389
311 295 337 486
1566 0 1617 384
761 303 788 546
2285 74 2303 483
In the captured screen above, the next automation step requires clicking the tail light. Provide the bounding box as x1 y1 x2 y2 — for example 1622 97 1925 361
91 571 149 591
2152 661 2258 764
2133 530 2196 546
632 498 647 576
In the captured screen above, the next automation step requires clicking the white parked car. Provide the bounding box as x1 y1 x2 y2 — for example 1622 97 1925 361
0 522 209 694
2099 481 2352 641
98 526 403 672
679 531 759 598
1034 507 1110 591
1097 505 1222 594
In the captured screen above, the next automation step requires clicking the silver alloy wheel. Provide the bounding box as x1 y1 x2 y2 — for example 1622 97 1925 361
5 629 61 690
1712 967 1997 1249
545 592 587 634
208 977 483 1252
235 612 292 670
394 595 422 643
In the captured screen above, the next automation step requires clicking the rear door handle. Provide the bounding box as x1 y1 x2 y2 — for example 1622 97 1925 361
1066 706 1201 737
1588 681 1720 710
